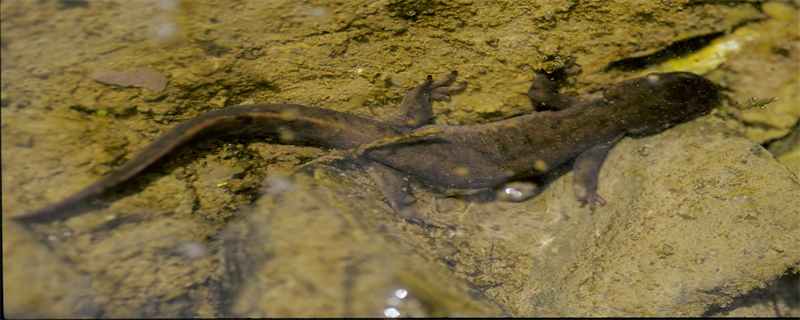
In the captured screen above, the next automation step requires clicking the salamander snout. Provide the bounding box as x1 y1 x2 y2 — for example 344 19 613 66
656 72 719 121
614 71 719 135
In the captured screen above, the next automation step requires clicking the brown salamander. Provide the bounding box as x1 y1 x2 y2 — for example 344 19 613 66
13 60 719 224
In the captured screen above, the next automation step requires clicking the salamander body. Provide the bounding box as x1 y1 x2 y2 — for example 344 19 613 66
14 61 719 224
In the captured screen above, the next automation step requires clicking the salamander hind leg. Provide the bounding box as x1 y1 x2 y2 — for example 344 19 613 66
428 71 468 100
358 159 424 225
377 71 466 129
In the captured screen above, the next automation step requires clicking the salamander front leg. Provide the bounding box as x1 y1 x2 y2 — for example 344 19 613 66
377 71 466 129
527 57 582 111
572 134 624 211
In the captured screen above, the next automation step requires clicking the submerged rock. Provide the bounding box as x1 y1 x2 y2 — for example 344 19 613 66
221 115 799 317
221 171 511 317
2 223 100 318
91 67 168 92
419 116 800 316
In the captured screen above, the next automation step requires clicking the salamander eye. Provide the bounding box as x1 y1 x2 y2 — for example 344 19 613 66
645 73 663 86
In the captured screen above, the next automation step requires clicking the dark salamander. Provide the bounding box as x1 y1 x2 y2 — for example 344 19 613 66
13 60 719 224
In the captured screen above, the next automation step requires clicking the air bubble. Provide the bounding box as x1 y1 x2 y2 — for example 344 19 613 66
731 194 750 203
384 307 401 318
645 73 662 85
265 174 294 193
406 10 416 17
309 7 328 19
395 289 408 299
178 241 208 260
387 297 401 306
497 181 538 202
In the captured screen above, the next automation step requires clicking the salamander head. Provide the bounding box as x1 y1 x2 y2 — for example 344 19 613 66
603 72 719 136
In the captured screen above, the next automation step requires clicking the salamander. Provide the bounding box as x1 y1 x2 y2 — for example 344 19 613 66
12 60 719 224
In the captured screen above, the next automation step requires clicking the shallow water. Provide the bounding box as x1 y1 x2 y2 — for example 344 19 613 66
2 0 798 317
